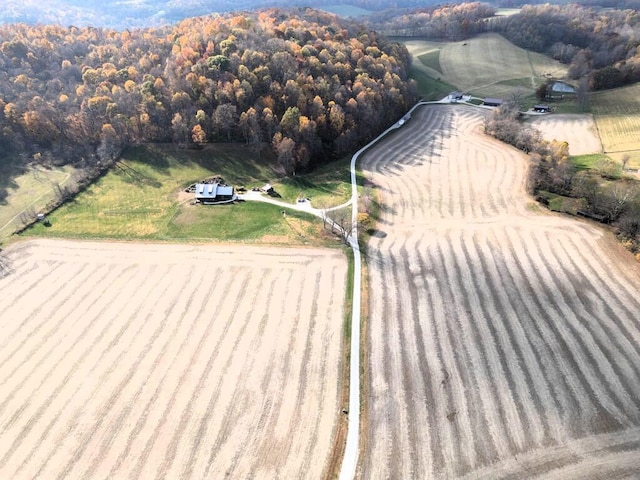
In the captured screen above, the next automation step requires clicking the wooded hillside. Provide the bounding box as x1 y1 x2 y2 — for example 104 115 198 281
0 8 415 180
498 4 640 90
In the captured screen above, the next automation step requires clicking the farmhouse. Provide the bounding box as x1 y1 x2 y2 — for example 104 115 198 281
449 91 464 101
483 97 503 107
194 182 234 204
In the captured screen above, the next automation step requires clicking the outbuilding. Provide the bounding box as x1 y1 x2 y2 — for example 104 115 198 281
483 97 503 107
534 104 551 113
551 81 576 94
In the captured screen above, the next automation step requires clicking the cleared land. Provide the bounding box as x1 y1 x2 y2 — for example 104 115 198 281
360 104 640 479
0 165 76 243
0 239 347 479
22 144 350 244
403 33 568 99
525 113 602 155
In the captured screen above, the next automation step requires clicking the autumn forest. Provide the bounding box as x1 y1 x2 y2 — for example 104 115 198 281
0 8 415 179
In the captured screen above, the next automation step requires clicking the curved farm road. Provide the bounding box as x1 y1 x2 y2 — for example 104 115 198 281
360 104 640 479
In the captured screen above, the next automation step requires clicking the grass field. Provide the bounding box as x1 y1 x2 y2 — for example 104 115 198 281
0 164 77 243
22 144 350 245
401 33 568 100
409 66 458 101
417 50 442 73
591 84 640 168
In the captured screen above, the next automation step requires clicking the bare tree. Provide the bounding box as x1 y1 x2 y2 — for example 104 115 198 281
326 208 352 244
601 182 638 221
213 103 237 141
621 154 630 171
577 77 590 112
508 87 527 111
0 256 7 278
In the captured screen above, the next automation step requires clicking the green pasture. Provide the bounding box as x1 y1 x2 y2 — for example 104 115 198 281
0 164 76 243
400 33 568 99
23 144 346 245
410 66 457 100
571 153 609 171
271 159 353 208
537 190 586 215
591 84 640 167
417 50 442 74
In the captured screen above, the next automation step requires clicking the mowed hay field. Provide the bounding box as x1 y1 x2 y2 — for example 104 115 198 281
591 84 640 165
403 33 568 98
0 239 347 479
360 105 640 479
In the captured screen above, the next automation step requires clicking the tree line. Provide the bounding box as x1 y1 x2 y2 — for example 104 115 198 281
365 2 496 40
485 104 640 255
497 3 640 91
366 1 640 91
0 8 416 180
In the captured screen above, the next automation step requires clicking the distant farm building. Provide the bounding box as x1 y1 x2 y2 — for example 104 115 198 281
551 81 576 94
449 91 464 101
483 97 503 107
194 183 234 204
534 104 551 113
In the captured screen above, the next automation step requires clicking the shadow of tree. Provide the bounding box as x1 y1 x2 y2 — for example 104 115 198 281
0 163 25 205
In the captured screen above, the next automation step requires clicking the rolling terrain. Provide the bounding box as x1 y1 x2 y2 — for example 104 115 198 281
0 239 347 479
360 104 640 479
403 33 568 99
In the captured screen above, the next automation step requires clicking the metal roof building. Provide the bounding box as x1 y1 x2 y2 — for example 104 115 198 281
194 183 234 203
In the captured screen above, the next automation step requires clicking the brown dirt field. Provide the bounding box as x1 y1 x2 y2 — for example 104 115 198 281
525 113 603 155
359 104 640 479
0 239 347 479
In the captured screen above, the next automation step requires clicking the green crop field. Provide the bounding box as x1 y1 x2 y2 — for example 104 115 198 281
22 144 348 245
401 33 568 99
591 84 640 167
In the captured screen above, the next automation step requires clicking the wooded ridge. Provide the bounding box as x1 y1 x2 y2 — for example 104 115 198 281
0 8 415 189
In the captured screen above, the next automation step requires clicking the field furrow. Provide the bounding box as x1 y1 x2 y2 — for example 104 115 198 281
0 240 347 479
362 104 640 479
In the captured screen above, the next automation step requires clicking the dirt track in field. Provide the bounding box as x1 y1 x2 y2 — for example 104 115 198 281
360 105 640 479
0 239 347 479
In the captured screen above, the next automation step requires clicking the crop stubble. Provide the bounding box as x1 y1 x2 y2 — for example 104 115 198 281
0 239 347 479
361 105 640 479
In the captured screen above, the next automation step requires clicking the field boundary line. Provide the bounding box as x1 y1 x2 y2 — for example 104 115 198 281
338 100 442 480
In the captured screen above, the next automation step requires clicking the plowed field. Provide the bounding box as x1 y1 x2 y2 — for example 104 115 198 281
0 239 347 479
360 105 640 479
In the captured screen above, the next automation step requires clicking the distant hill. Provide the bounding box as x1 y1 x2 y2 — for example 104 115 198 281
0 0 439 29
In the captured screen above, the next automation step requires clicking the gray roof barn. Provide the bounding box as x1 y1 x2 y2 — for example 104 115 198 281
551 81 576 93
195 183 234 203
